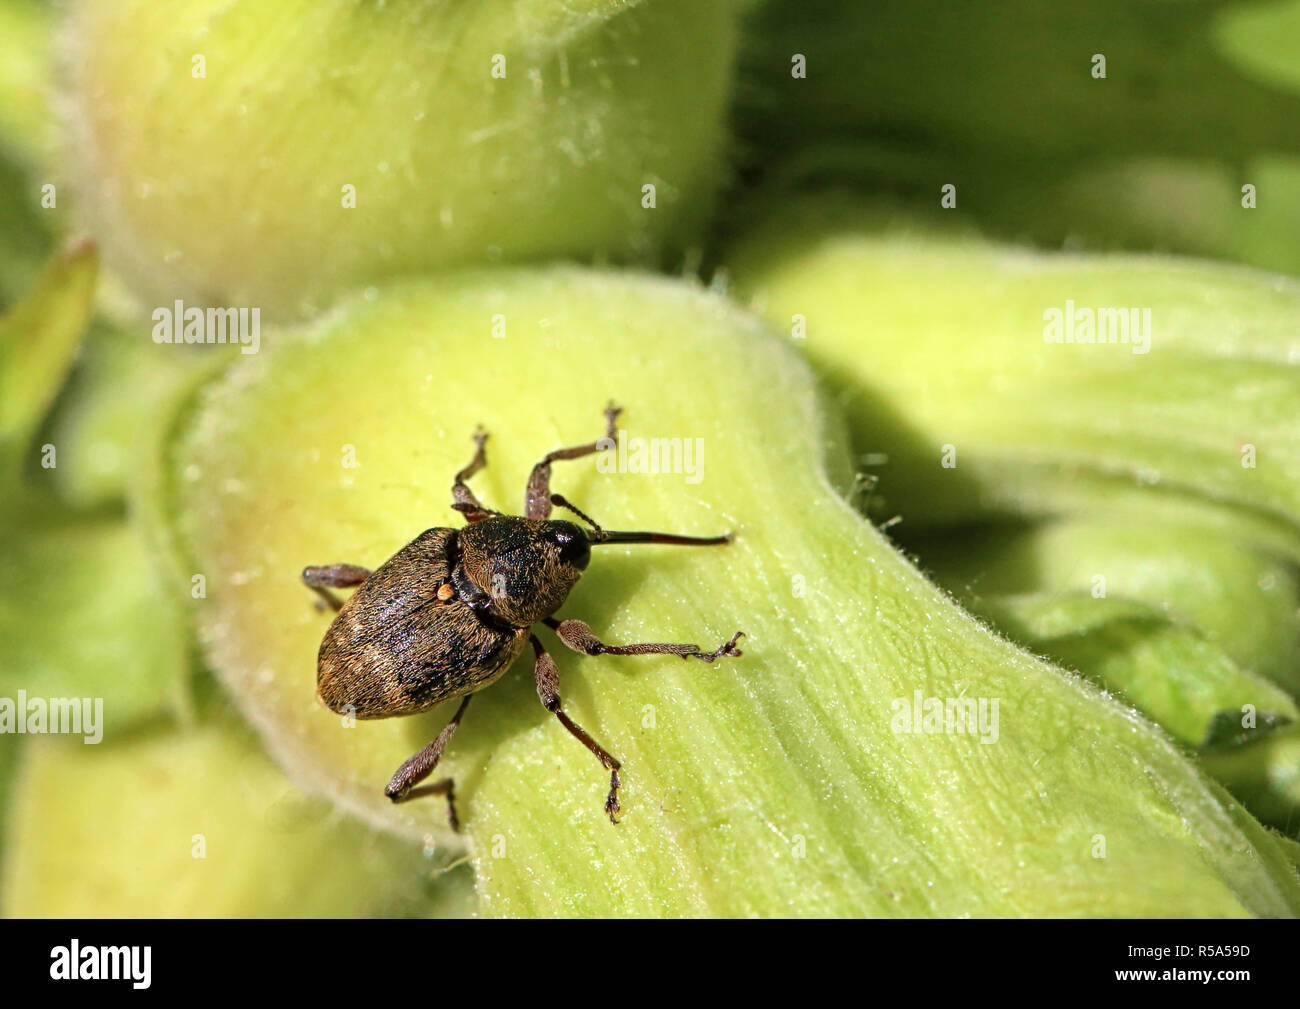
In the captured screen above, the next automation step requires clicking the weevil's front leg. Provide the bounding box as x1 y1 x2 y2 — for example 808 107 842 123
547 618 745 663
530 634 623 824
524 402 621 518
451 427 500 523
385 695 472 831
301 564 372 612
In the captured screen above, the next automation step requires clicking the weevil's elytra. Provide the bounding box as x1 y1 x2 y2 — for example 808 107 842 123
302 404 744 828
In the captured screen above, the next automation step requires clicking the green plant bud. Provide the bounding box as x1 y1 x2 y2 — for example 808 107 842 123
157 267 1300 916
1201 724 1300 835
958 593 1295 750
0 511 189 736
64 0 741 317
2 722 474 916
727 196 1300 551
42 319 214 509
917 517 1300 693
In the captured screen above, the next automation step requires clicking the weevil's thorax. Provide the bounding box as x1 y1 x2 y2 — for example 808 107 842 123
455 516 590 627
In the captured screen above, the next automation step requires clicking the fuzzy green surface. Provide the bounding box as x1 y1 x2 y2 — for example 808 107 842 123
917 517 1300 695
0 511 188 735
726 198 1300 544
159 267 1300 916
64 0 741 317
1202 724 1300 834
965 593 1296 749
2 719 472 917
41 319 213 509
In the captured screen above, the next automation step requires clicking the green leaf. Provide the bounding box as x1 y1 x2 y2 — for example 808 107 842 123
0 148 55 309
0 239 97 460
157 267 1300 916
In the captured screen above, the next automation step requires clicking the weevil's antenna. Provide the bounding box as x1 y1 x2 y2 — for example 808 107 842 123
550 493 731 546
550 494 603 534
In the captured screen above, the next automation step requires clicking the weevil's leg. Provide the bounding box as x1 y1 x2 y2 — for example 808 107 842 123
547 618 745 663
301 564 372 612
451 426 500 523
524 402 621 519
385 695 472 831
530 634 623 824
417 778 460 833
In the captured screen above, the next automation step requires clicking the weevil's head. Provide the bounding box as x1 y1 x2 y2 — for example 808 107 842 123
455 516 589 627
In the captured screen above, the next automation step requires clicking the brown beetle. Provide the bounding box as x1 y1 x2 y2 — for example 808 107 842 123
302 404 743 827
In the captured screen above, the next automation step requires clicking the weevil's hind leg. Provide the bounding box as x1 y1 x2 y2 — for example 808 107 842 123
547 618 745 663
301 564 372 612
405 778 460 832
387 776 464 836
524 402 621 519
385 695 472 832
530 634 623 824
451 426 500 523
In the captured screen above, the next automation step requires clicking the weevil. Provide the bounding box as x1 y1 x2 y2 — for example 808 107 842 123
302 404 743 828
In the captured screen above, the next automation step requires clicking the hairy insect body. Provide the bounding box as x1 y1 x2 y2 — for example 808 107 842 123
317 528 525 717
303 404 742 826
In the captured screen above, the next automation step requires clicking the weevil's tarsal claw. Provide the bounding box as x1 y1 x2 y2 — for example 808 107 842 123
605 769 622 825
688 631 745 662
387 776 460 831
440 779 461 833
